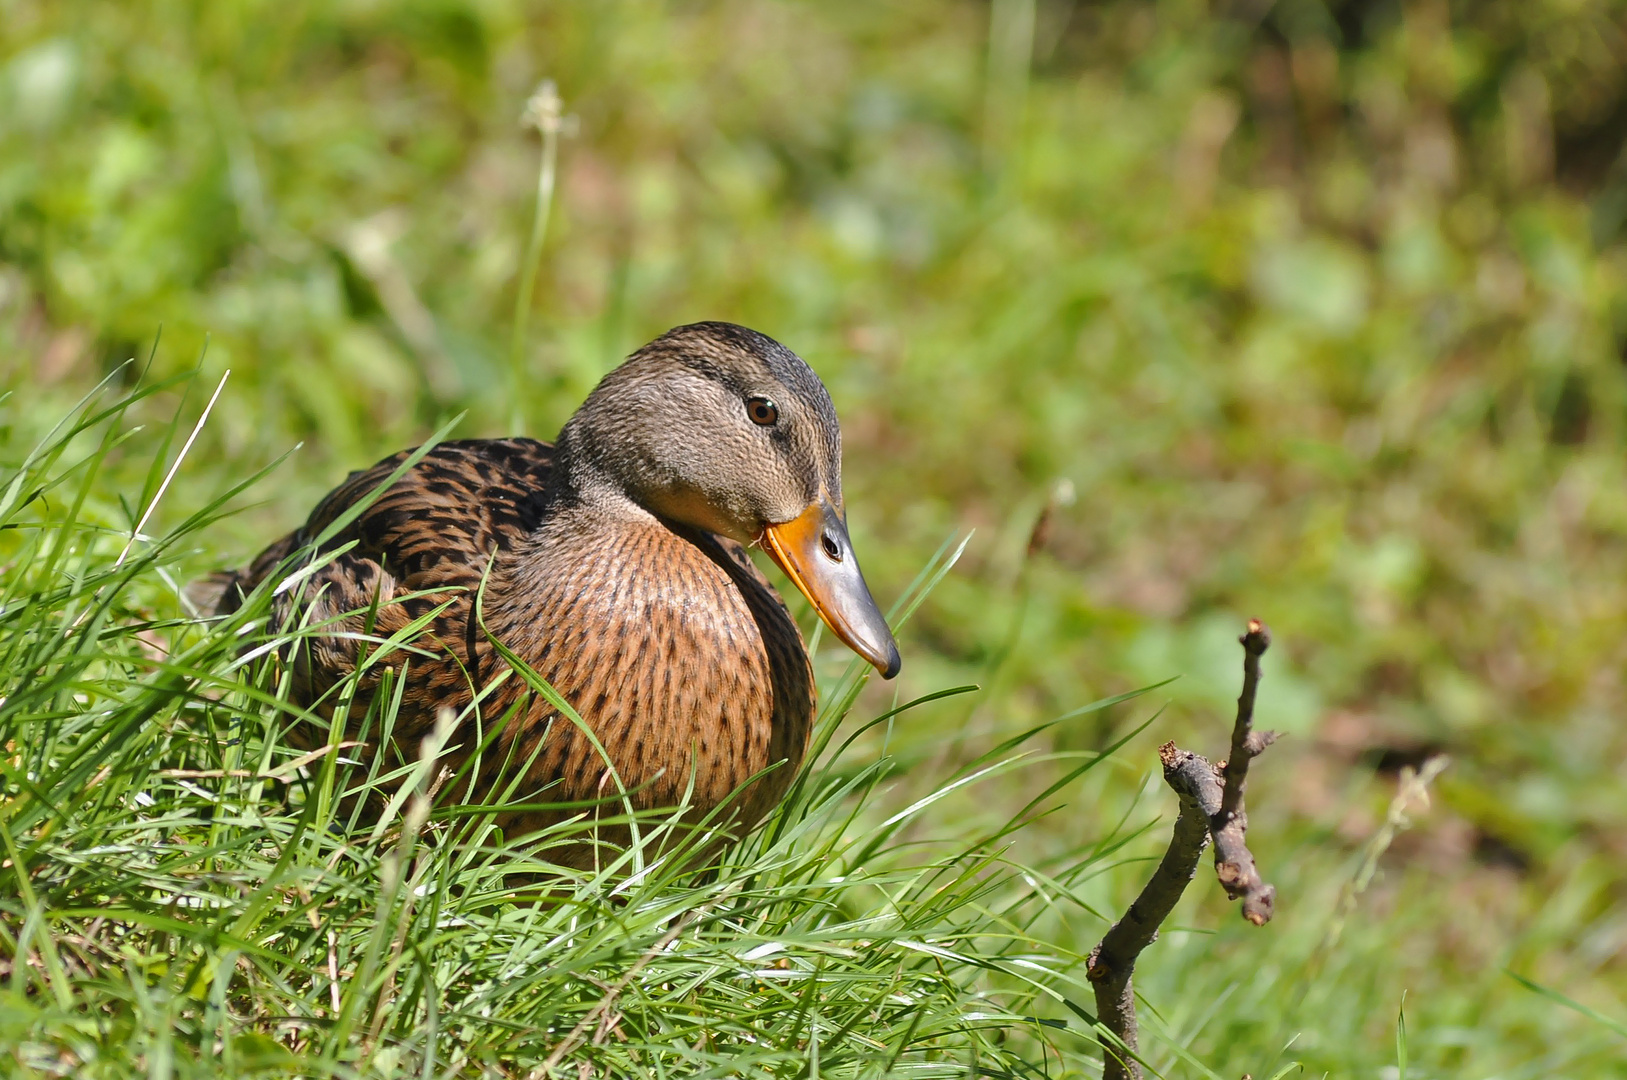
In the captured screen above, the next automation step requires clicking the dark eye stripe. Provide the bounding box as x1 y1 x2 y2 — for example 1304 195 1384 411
746 397 779 426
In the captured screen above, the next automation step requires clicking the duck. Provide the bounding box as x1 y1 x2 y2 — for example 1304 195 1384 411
206 321 900 867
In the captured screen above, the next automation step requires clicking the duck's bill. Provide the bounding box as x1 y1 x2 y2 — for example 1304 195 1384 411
761 499 902 679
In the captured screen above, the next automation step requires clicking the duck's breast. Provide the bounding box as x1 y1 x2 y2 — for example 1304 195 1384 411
481 520 815 831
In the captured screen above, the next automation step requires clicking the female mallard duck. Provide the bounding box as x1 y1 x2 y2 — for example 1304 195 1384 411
210 322 900 865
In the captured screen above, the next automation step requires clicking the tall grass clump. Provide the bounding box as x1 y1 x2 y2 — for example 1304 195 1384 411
0 371 1180 1077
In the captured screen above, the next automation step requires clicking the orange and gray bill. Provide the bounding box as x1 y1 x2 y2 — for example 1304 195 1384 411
760 496 902 679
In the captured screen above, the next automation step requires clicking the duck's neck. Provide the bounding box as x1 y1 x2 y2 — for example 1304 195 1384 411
483 448 736 652
539 435 665 538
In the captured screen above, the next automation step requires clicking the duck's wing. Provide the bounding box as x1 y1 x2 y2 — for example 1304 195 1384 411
300 437 557 589
217 437 557 608
199 439 558 730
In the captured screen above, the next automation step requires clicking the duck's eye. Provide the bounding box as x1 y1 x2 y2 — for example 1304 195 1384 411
746 397 779 426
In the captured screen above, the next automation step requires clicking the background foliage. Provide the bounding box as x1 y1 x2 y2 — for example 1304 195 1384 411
4 0 1627 1074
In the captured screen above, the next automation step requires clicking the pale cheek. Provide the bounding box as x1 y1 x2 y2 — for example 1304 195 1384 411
646 483 757 542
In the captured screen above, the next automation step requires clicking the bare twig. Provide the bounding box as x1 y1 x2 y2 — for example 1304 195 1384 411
1088 744 1221 1079
1087 620 1281 1080
1212 619 1278 925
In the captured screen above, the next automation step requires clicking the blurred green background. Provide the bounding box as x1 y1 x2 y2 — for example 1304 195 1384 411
4 0 1627 1072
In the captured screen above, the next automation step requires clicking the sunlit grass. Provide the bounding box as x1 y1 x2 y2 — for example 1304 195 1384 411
9 370 1623 1078
0 375 1153 1077
5 1 1627 1074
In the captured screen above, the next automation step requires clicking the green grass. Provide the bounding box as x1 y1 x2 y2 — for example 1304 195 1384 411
0 378 1094 1077
5 372 1623 1077
0 378 1262 1077
6 0 1627 1075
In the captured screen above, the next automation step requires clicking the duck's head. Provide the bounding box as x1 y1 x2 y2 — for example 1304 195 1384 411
555 321 901 679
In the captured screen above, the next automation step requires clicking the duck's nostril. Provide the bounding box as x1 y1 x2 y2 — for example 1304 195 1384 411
820 533 842 561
